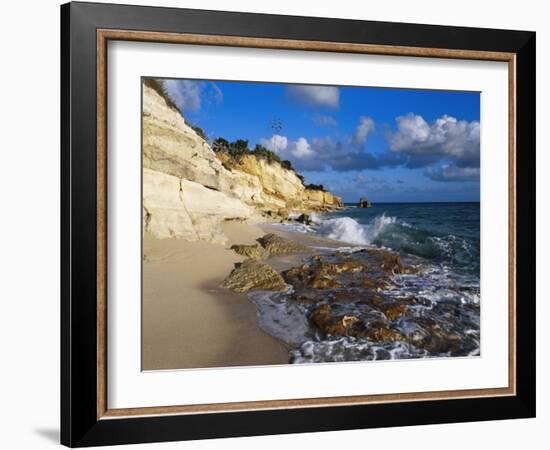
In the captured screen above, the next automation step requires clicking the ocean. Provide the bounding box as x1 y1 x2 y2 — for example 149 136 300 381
249 202 481 364
322 202 480 276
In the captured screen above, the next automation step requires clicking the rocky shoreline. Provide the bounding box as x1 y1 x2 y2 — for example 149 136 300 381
221 229 480 363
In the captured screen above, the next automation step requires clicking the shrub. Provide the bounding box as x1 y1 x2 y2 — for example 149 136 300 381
190 125 207 141
212 137 229 153
212 139 302 176
251 144 286 166
305 183 325 191
280 160 293 171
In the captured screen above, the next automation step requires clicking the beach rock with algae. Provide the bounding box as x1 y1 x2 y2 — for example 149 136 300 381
309 305 359 337
283 258 368 290
257 233 310 254
230 244 268 260
222 259 287 292
308 304 404 342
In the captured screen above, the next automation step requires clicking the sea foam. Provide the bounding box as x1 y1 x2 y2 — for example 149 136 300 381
316 213 396 245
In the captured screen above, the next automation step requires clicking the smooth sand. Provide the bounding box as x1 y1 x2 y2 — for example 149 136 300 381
142 221 290 370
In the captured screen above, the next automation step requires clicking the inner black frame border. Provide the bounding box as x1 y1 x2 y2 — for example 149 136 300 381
61 2 536 447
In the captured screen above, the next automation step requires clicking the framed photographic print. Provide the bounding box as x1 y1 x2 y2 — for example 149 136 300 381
60 1 536 447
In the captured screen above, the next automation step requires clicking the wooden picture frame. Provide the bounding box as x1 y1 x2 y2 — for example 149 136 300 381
61 1 536 446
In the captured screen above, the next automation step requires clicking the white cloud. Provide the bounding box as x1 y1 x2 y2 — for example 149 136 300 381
260 134 314 160
261 134 288 153
353 116 375 147
388 113 480 168
292 137 314 158
286 85 340 109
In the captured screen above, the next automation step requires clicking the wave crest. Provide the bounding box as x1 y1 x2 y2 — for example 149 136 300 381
317 214 396 245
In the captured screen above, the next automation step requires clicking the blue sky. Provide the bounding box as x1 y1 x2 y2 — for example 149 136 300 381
161 78 480 203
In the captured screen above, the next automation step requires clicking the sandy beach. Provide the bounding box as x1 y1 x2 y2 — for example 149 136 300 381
142 221 292 370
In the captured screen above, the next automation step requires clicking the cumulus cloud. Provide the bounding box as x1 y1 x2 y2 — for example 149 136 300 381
353 116 375 147
260 135 314 160
260 116 400 172
387 113 480 169
292 137 315 158
163 80 223 113
424 164 480 182
259 113 479 182
313 114 338 127
286 85 340 109
261 134 288 154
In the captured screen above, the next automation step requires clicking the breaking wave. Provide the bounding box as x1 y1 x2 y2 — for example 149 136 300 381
309 212 479 275
317 214 396 245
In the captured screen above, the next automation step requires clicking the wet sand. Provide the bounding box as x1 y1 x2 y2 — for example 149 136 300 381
142 221 291 370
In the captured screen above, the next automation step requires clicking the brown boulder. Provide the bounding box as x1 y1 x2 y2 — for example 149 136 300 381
230 243 267 260
379 251 418 275
364 325 404 342
318 260 367 274
308 274 343 289
309 305 403 342
360 276 391 291
283 264 343 289
309 305 359 337
296 213 312 225
407 319 463 354
221 259 287 292
257 233 310 254
283 264 311 285
379 303 409 321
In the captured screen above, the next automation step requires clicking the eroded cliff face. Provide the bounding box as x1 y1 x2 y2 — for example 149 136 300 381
143 85 263 204
142 84 341 242
143 169 253 243
303 188 342 210
217 153 342 212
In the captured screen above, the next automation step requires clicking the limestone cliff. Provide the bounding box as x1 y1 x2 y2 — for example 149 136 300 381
143 169 253 243
142 83 342 242
216 153 342 212
143 84 263 204
302 188 342 210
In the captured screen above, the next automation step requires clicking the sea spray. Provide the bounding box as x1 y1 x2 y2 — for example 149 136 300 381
317 216 370 244
316 213 397 245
